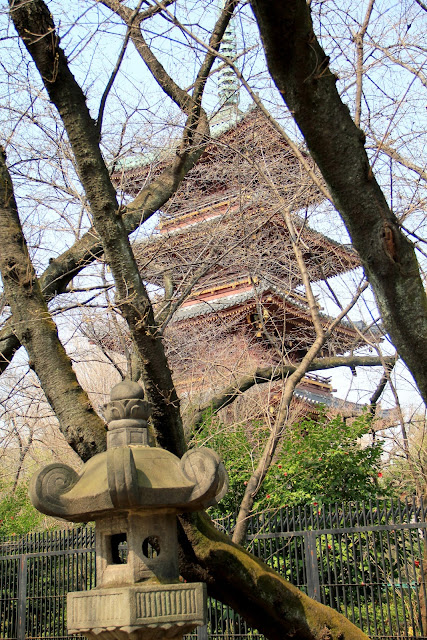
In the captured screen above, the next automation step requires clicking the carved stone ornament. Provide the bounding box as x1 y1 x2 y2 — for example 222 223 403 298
29 379 228 640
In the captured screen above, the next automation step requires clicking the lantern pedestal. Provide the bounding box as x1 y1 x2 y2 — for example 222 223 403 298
67 582 206 640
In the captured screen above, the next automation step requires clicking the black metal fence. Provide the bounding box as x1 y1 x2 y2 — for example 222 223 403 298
1 499 426 640
0 528 95 640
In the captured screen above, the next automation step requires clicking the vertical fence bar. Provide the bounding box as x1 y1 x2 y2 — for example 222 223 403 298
385 521 403 636
404 497 423 636
197 624 208 640
355 502 370 636
398 500 418 635
376 499 394 636
419 495 427 635
16 555 27 640
304 532 321 602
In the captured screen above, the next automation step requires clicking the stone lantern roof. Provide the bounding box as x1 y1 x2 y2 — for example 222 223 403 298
30 379 227 522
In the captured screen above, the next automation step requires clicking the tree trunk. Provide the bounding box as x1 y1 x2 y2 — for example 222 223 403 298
0 149 106 461
179 512 369 640
250 0 427 405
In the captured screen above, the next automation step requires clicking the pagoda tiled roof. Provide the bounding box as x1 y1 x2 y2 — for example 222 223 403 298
294 387 392 419
171 278 370 337
154 198 358 264
134 204 360 293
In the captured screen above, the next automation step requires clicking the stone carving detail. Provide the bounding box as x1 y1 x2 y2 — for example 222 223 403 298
69 591 126 626
209 459 229 506
68 584 205 640
104 380 150 430
135 586 198 618
107 447 139 508
29 463 78 517
180 448 228 506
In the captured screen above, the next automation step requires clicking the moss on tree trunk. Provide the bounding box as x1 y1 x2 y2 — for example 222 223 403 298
179 512 369 640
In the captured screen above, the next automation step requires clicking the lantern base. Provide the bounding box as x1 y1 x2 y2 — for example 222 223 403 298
67 582 206 640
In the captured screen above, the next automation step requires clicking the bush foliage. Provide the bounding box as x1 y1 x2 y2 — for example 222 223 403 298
194 409 385 517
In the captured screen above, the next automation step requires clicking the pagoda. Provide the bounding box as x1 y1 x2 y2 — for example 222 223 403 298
111 29 370 415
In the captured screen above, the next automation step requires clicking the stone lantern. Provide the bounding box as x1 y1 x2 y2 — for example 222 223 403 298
29 380 228 640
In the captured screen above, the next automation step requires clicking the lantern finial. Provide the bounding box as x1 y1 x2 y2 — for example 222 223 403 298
104 379 151 448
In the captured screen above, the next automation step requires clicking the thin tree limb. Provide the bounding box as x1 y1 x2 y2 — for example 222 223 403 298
96 1 144 137
369 139 427 182
354 0 375 127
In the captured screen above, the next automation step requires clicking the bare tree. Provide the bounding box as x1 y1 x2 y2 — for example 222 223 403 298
0 0 425 638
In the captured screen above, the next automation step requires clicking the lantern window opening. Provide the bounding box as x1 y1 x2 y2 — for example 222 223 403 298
142 535 161 559
109 532 128 565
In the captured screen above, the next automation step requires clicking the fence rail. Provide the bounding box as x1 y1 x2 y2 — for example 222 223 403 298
1 499 427 640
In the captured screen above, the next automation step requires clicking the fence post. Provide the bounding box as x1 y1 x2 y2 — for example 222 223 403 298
197 624 208 640
304 532 321 602
16 554 27 640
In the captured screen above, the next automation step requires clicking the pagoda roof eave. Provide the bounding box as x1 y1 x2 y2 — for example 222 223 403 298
133 203 360 289
152 204 359 267
170 280 375 339
110 104 254 176
294 387 392 419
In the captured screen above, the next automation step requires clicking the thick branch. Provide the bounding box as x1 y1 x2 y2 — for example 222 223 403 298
415 0 427 11
0 3 231 371
191 354 393 432
250 0 427 405
368 358 395 419
100 0 191 112
179 512 369 640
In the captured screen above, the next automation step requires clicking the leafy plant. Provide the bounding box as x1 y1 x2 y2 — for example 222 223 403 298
262 410 385 509
0 480 50 536
195 409 386 517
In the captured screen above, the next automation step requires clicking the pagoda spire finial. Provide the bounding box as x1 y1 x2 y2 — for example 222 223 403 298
218 0 240 108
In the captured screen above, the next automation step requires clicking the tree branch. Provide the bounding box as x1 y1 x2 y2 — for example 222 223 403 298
369 42 427 89
250 0 427 405
96 1 144 137
179 512 370 640
415 0 427 13
369 138 427 183
190 354 394 433
368 358 396 419
231 265 367 544
354 0 375 127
